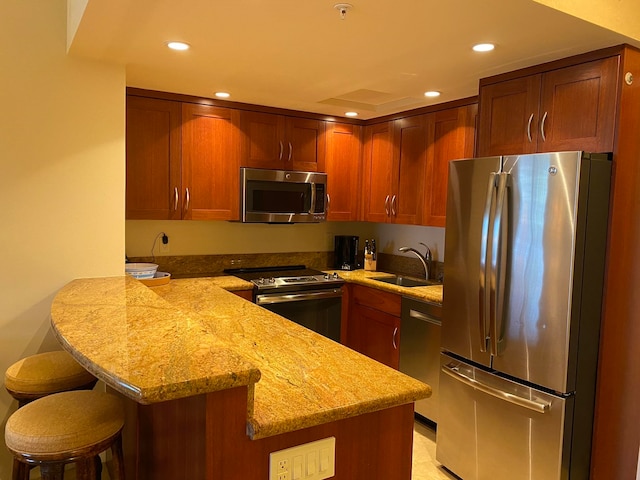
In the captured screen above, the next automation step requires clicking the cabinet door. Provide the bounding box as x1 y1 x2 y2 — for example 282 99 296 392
349 303 400 369
477 75 541 156
181 104 241 221
538 56 618 153
362 122 394 222
325 123 362 221
126 96 182 220
392 115 428 225
423 104 477 227
240 111 285 170
287 117 326 172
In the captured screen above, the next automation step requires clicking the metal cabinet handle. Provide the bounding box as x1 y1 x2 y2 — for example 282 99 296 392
391 195 397 216
184 187 190 211
384 195 390 216
526 113 534 143
279 141 283 161
173 187 179 211
392 327 398 350
442 364 550 413
287 142 292 162
540 111 548 142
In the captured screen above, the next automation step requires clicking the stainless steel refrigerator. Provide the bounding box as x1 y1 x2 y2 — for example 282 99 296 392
436 151 611 480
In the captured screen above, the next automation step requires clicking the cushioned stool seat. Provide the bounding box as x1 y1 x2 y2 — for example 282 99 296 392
5 351 97 406
5 390 125 480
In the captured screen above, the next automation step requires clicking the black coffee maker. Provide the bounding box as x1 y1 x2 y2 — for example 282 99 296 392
334 235 359 270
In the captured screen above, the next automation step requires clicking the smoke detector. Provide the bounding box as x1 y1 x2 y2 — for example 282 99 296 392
334 3 353 20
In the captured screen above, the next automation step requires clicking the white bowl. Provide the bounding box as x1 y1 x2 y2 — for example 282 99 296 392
125 263 159 279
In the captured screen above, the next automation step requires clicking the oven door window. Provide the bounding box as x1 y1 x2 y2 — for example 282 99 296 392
256 289 342 342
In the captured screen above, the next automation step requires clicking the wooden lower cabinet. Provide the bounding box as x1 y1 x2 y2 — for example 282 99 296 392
116 387 415 480
346 285 401 369
232 289 253 301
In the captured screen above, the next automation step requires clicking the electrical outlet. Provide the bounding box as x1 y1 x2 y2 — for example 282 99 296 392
269 437 335 480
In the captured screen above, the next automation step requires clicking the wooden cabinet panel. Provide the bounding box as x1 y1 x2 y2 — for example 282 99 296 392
182 104 241 221
362 122 395 222
126 97 182 220
288 117 326 172
477 75 540 156
325 123 362 221
423 104 477 227
240 112 325 172
393 115 428 225
538 57 618 153
349 303 400 369
477 56 619 156
240 111 284 170
347 285 401 369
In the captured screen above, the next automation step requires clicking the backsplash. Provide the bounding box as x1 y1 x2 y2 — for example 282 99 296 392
128 251 443 280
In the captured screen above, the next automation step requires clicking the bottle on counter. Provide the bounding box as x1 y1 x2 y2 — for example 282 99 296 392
364 239 373 271
371 239 378 271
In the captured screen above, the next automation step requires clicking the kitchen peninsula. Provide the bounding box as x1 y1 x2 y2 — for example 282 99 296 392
50 275 430 479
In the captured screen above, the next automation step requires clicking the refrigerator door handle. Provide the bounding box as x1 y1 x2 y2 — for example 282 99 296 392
489 173 509 356
479 173 496 352
441 364 550 414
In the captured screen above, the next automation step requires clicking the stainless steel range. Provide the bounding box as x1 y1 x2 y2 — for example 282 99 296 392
224 265 344 342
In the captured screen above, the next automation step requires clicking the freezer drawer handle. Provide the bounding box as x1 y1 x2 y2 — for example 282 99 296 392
441 364 550 414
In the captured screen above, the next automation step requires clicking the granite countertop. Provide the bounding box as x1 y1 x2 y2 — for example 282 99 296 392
51 276 430 440
330 269 443 305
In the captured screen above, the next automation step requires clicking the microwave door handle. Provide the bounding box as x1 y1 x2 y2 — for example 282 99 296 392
479 173 496 353
309 182 316 214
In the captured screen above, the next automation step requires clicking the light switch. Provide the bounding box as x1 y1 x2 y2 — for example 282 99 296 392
306 451 318 475
269 437 335 480
293 455 303 480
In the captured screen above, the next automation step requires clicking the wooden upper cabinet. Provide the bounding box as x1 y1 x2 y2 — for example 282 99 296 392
423 104 477 227
126 96 182 220
392 115 428 225
362 117 428 224
325 123 362 221
538 56 618 153
362 122 395 223
181 103 241 221
240 111 325 172
477 56 619 156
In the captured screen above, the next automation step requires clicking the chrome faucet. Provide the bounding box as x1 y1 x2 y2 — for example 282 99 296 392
398 242 432 280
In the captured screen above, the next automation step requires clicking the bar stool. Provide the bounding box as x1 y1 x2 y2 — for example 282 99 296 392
5 351 97 407
5 390 125 480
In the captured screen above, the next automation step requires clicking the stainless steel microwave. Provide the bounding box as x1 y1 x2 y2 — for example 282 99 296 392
240 168 327 223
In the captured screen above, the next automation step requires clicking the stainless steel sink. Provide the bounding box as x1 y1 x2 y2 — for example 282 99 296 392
370 275 441 288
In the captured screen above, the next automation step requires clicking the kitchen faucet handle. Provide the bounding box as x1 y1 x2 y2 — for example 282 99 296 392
419 242 432 260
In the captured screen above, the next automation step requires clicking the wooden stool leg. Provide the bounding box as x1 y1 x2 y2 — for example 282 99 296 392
111 433 125 480
40 462 65 480
76 457 96 480
94 454 103 480
11 458 30 480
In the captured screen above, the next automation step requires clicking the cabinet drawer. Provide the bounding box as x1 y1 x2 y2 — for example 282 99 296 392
352 284 401 316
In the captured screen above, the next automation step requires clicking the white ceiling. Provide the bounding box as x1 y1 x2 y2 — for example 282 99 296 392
69 0 636 120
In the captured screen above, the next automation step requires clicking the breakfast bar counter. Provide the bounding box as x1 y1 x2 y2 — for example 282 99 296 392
50 275 430 479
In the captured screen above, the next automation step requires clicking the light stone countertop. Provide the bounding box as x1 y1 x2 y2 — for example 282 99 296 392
329 269 443 305
51 275 431 440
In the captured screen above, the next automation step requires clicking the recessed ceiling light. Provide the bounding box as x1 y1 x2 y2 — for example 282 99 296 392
473 43 495 52
215 92 231 99
345 111 358 117
424 91 441 98
167 41 190 51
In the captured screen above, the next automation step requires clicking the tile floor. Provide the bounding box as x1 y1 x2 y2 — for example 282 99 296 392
412 420 459 480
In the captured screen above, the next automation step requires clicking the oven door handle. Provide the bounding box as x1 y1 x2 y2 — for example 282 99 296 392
256 288 343 305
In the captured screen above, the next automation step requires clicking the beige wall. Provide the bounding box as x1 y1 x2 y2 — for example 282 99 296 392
0 0 125 476
125 220 446 262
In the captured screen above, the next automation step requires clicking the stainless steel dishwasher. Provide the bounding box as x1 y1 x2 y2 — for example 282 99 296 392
399 296 442 424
